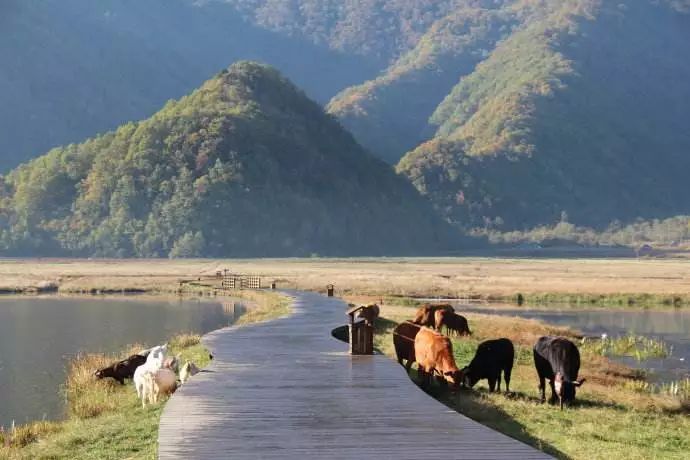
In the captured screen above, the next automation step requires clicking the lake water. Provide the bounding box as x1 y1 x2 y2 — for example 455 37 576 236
459 305 690 383
0 297 241 427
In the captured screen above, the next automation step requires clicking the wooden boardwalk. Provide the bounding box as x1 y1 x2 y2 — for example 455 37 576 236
159 291 552 459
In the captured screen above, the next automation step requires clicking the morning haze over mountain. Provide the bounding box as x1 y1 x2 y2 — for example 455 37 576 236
2 0 690 256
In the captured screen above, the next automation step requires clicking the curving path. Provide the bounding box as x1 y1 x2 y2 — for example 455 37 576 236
159 291 552 459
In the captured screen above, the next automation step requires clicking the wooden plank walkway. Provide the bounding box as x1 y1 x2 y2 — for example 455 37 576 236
159 291 552 459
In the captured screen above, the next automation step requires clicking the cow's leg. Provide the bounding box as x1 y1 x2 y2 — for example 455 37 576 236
538 376 546 403
488 377 496 392
496 372 501 392
504 367 512 393
418 367 428 388
548 379 557 404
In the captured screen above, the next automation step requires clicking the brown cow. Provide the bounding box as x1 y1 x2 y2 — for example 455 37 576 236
393 321 421 372
435 310 471 336
413 303 454 328
414 327 463 389
357 304 380 325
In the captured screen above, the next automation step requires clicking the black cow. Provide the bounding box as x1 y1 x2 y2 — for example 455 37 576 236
533 336 586 409
461 338 514 392
393 321 421 372
95 353 148 385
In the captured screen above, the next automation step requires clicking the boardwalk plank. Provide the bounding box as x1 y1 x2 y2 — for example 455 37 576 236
159 292 552 459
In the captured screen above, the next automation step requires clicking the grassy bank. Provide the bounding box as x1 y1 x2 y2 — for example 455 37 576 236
2 258 690 309
0 290 291 460
368 302 690 460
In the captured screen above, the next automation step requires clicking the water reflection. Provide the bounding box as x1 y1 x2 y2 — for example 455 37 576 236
0 297 241 427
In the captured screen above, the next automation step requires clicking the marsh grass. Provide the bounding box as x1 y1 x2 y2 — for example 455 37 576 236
1 290 290 460
234 290 291 325
581 335 671 361
368 302 690 459
4 258 690 309
0 337 210 460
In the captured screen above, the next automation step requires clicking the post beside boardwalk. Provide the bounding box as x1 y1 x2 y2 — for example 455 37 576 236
158 291 552 459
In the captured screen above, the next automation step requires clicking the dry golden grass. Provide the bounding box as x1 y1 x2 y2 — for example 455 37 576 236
2 257 690 302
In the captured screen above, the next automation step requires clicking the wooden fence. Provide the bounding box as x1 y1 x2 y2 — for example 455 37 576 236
221 273 262 291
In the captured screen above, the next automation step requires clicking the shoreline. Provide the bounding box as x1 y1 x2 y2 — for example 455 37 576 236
0 289 292 459
3 257 690 310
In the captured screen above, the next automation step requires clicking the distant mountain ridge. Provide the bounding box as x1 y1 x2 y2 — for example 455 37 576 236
0 63 457 257
393 0 690 229
3 0 690 234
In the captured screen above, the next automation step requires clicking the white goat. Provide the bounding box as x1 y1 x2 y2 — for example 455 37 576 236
134 344 168 399
180 361 200 385
141 368 177 408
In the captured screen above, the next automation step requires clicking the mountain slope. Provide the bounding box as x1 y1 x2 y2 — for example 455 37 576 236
396 0 690 229
0 0 382 172
0 63 456 257
327 3 517 163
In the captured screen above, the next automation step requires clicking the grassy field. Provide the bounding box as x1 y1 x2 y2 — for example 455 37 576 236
359 300 690 460
2 257 690 306
0 290 290 460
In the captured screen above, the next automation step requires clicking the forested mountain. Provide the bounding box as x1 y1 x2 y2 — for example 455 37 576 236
393 0 690 229
0 0 381 172
0 63 456 257
3 0 690 236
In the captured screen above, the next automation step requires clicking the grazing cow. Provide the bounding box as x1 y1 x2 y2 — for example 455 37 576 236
413 304 454 328
461 338 514 392
180 361 201 385
95 353 147 385
533 336 586 409
414 327 463 389
142 368 177 408
393 321 421 372
435 310 471 337
357 304 380 326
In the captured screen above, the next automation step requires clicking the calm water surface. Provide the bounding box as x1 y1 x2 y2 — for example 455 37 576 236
459 305 690 382
0 297 241 427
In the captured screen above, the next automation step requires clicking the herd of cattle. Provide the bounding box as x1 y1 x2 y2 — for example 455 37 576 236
392 303 586 409
92 302 584 409
94 345 202 407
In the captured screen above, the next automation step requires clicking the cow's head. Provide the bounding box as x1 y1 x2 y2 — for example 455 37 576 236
94 368 110 379
443 369 464 388
459 366 477 388
555 373 586 409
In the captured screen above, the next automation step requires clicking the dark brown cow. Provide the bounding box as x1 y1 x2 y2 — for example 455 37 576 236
413 303 454 328
414 327 463 389
393 321 421 372
95 353 148 385
357 304 380 325
435 310 471 336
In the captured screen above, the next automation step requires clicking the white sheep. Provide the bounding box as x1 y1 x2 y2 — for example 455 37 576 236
180 361 200 385
134 344 168 399
141 368 177 408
